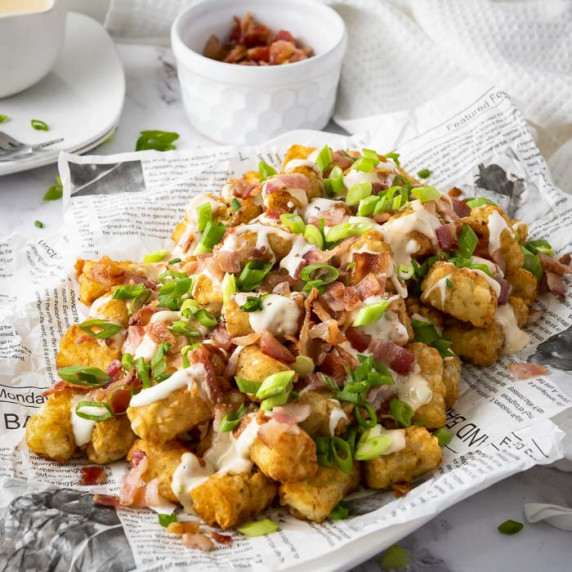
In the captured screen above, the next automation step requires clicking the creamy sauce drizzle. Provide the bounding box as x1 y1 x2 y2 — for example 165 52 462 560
487 210 511 256
396 364 433 411
328 400 348 436
70 395 96 447
283 159 321 175
248 294 301 337
279 234 317 276
368 424 407 455
495 304 531 354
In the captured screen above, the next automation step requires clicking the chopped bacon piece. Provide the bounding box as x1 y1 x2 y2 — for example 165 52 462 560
307 205 348 228
119 453 148 506
224 44 247 63
93 494 120 508
540 253 572 299
261 271 299 293
272 403 311 425
352 252 390 284
509 362 548 380
128 275 156 289
233 333 261 346
107 385 132 415
75 334 95 345
80 466 106 486
435 198 459 222
264 173 312 194
215 250 241 273
210 532 233 546
183 533 215 551
345 325 372 352
296 372 340 393
203 34 225 61
190 345 223 404
366 384 398 413
369 340 415 375
452 198 471 217
272 281 291 296
436 225 455 250
246 46 270 62
309 320 346 345
260 331 296 363
148 322 177 346
225 346 243 377
331 150 355 170
299 287 320 358
392 482 412 498
490 248 507 275
129 303 157 326
323 281 361 312
304 236 359 265
349 273 382 301
497 277 512 305
321 347 358 382
231 178 259 198
106 359 122 380
42 380 69 397
123 325 146 354
273 29 294 43
211 323 234 351
269 40 297 65
131 478 172 509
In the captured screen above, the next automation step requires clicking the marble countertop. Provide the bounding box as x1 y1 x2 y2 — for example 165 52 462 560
0 42 569 572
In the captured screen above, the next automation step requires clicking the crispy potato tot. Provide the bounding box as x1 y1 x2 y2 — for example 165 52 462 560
421 261 498 328
192 274 223 314
56 324 121 370
225 298 253 337
128 439 188 502
294 391 349 437
92 297 129 327
364 426 442 489
405 298 446 328
442 356 461 409
444 320 504 366
87 415 136 464
508 296 529 328
513 220 528 243
407 343 447 428
388 297 414 343
229 197 263 227
279 463 360 523
235 345 291 387
250 427 318 483
282 164 323 200
26 389 76 462
127 383 212 444
191 471 277 530
282 145 315 165
386 208 435 258
507 267 537 307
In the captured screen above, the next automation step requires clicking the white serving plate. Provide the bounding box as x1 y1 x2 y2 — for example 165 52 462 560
0 12 124 177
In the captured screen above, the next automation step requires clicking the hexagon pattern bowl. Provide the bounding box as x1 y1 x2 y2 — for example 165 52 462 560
172 0 347 145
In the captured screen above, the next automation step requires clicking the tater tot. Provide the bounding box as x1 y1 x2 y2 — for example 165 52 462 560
225 298 253 337
444 320 505 366
279 463 360 523
235 345 291 386
127 383 212 444
250 427 318 483
282 144 315 165
128 439 188 502
508 296 529 328
26 389 76 462
87 415 136 464
407 343 447 429
507 267 537 307
421 262 498 328
364 426 442 489
191 471 277 530
442 356 462 409
295 391 349 438
192 274 223 314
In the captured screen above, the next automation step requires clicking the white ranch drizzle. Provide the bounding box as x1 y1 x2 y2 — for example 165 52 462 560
367 424 407 455
343 169 381 190
487 210 512 256
328 399 348 436
396 363 433 411
279 234 317 277
70 395 96 447
423 275 451 307
495 304 531 354
263 185 309 208
302 197 341 223
150 310 181 324
283 158 321 175
132 334 158 360
219 223 292 261
248 294 301 338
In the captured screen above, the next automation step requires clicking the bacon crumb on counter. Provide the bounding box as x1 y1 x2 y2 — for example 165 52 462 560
508 362 548 380
80 466 106 486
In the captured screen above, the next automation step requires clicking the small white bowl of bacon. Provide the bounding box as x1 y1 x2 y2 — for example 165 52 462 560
171 0 347 144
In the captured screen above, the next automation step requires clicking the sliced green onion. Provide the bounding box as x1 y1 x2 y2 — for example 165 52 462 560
417 168 431 179
222 273 237 305
240 296 264 312
362 148 380 165
259 161 277 182
326 165 345 195
381 545 410 569
411 320 454 358
0 115 9 123
316 436 334 467
280 213 305 234
135 130 179 151
121 353 134 371
78 319 123 340
330 501 349 520
180 298 200 318
231 198 241 211
181 344 194 368
412 186 441 202
237 260 273 291
31 119 49 131
157 277 193 310
196 309 218 328
351 157 377 172
357 195 380 216
522 246 543 282
300 264 339 289
355 434 392 461
389 399 414 427
196 202 212 232
238 519 279 537
316 145 333 173
159 269 188 283
346 182 372 207
465 197 497 208
43 175 63 201
336 390 365 406
58 366 111 387
397 264 414 280
143 250 169 263
434 427 453 447
326 220 372 243
497 519 524 535
446 278 453 289
292 355 314 377
346 425 360 456
151 342 172 380
34 220 44 228
220 404 246 432
112 284 152 315
260 391 290 411
158 513 177 527
304 224 324 249
235 376 261 394
135 357 151 388
256 370 295 400
344 380 371 394
75 400 113 421
194 220 226 254
525 239 554 256
458 224 478 257
168 257 182 265
354 402 377 428
331 436 353 473
385 152 401 167
353 300 390 327
169 320 201 338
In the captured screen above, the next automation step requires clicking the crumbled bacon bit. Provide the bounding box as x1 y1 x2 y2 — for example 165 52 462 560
93 494 120 508
80 466 106 486
106 359 122 380
392 482 412 498
210 531 233 546
183 533 215 551
508 362 548 380
211 323 234 351
260 331 296 363
369 340 415 375
345 326 372 352
352 252 391 284
451 198 471 217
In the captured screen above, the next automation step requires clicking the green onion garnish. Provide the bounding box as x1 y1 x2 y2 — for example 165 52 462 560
412 186 441 202
219 403 246 432
280 213 305 234
143 250 169 263
0 115 8 123
157 277 193 310
465 197 497 208
330 501 349 520
43 175 63 201
355 432 392 461
524 238 554 256
353 300 389 327
195 309 218 328
411 319 454 358
135 130 179 152
354 402 377 428
362 148 380 165
237 260 273 291
346 182 372 206
159 269 188 283
112 283 152 315
381 545 410 569
196 202 212 232
169 257 181 264
158 513 177 528
315 436 334 467
33 220 44 229
222 273 237 305
194 220 226 253
31 119 49 131
357 195 379 216
300 264 339 292
397 264 414 280
417 168 431 179
389 399 414 427
151 342 171 380
260 392 290 411
304 224 324 249
121 352 134 371
325 165 345 195
58 366 112 386
331 436 353 473
385 152 401 167
169 320 201 339
326 220 372 243
497 519 524 535
181 344 194 368
235 376 260 394
256 370 295 400
238 519 279 537
316 145 333 173
522 246 543 282
446 278 453 289
75 400 113 421
292 355 314 376
135 357 151 388
231 198 241 211
180 299 200 318
457 224 478 257
240 296 264 312
259 161 277 182
78 319 123 340
434 427 453 447
350 157 376 172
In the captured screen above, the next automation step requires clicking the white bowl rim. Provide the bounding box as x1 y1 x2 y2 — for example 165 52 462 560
171 0 347 84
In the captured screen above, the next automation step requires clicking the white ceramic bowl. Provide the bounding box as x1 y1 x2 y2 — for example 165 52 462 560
0 0 66 99
171 0 347 144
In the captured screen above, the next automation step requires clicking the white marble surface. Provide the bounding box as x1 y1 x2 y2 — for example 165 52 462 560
0 41 570 572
